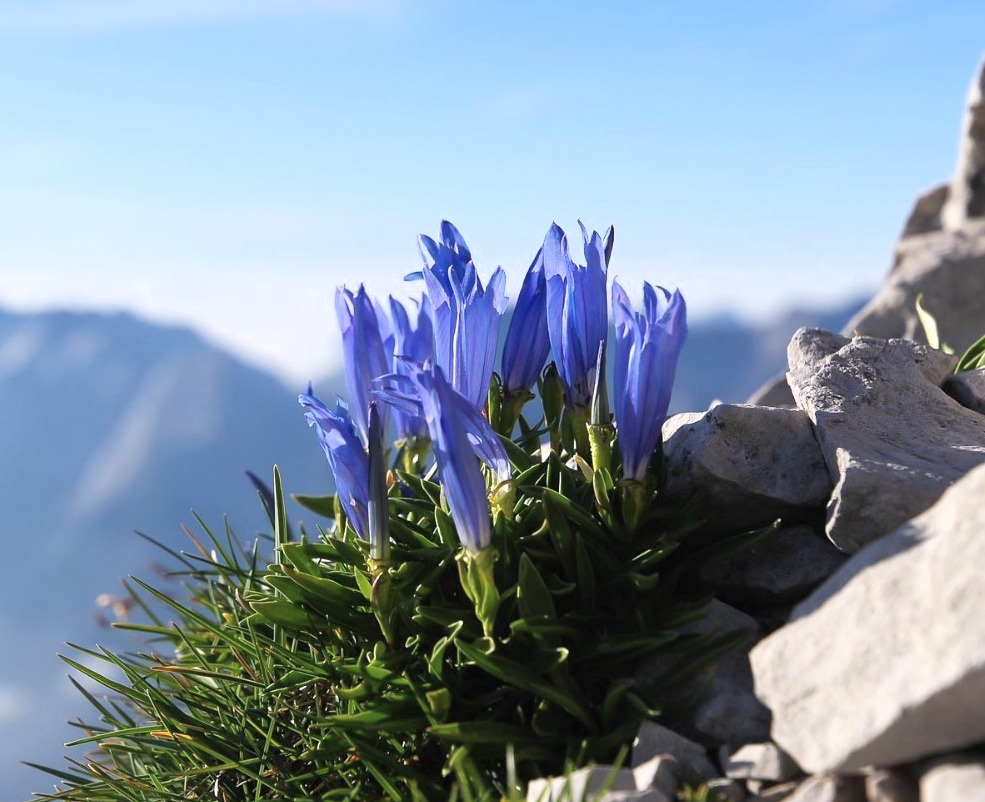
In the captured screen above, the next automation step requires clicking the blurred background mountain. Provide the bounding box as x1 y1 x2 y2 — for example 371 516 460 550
0 297 864 799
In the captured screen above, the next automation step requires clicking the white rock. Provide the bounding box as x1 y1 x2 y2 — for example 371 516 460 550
706 777 747 801
750 463 985 773
746 780 801 801
941 58 985 230
632 755 678 796
943 366 985 414
662 404 831 533
636 601 771 745
723 742 800 782
785 329 985 552
525 765 636 802
782 775 865 802
631 721 717 780
844 220 985 357
919 757 985 802
598 789 671 802
698 525 846 603
863 768 917 802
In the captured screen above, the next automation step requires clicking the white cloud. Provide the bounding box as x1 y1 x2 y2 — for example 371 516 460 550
0 0 398 35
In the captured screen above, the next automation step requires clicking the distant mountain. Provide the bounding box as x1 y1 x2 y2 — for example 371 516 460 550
0 308 338 800
1 298 866 799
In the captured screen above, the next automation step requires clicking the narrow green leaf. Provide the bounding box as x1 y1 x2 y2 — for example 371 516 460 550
292 493 337 519
956 330 985 372
517 553 557 622
455 640 595 731
273 465 289 552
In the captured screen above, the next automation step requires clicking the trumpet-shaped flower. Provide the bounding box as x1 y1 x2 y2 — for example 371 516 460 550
299 387 370 538
418 221 507 410
611 281 687 482
501 248 550 393
375 362 509 553
543 222 610 409
384 296 434 439
336 285 391 443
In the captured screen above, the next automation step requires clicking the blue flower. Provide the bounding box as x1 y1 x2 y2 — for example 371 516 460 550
611 281 687 482
336 285 391 443
299 387 370 538
418 221 507 410
384 296 434 439
543 222 610 410
501 248 550 393
375 362 509 553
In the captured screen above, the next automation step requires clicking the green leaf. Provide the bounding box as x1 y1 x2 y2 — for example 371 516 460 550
915 292 945 351
248 598 321 630
455 640 595 731
533 487 607 539
956 330 985 372
428 721 562 753
284 565 366 609
292 492 337 519
517 553 557 622
330 710 429 733
273 465 290 551
570 538 596 613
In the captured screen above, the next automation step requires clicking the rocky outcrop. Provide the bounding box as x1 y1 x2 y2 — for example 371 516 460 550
749 61 985 409
529 61 985 802
749 462 985 774
662 404 831 534
942 58 985 230
785 328 985 552
844 60 985 355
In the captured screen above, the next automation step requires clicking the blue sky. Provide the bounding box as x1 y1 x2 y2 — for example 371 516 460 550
0 0 981 383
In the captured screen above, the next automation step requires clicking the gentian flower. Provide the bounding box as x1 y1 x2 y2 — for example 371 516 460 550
417 221 507 410
611 281 687 482
336 285 391 443
299 387 370 538
375 362 509 553
501 248 550 394
543 222 610 410
385 296 434 439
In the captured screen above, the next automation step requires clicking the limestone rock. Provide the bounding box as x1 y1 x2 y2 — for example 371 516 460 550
863 768 918 802
749 463 985 773
747 781 800 801
698 525 847 604
845 60 985 354
919 756 985 802
525 765 636 802
706 777 746 801
662 404 831 534
723 742 800 783
636 601 771 745
844 221 985 355
942 58 985 229
631 721 717 780
783 775 865 802
943 366 985 414
632 756 679 798
598 790 671 802
785 328 985 552
900 183 948 238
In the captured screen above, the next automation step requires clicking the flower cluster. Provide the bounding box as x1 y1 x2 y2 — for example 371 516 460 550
302 219 687 559
39 221 711 802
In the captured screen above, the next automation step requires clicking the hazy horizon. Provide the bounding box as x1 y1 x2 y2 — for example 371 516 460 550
0 1 981 383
